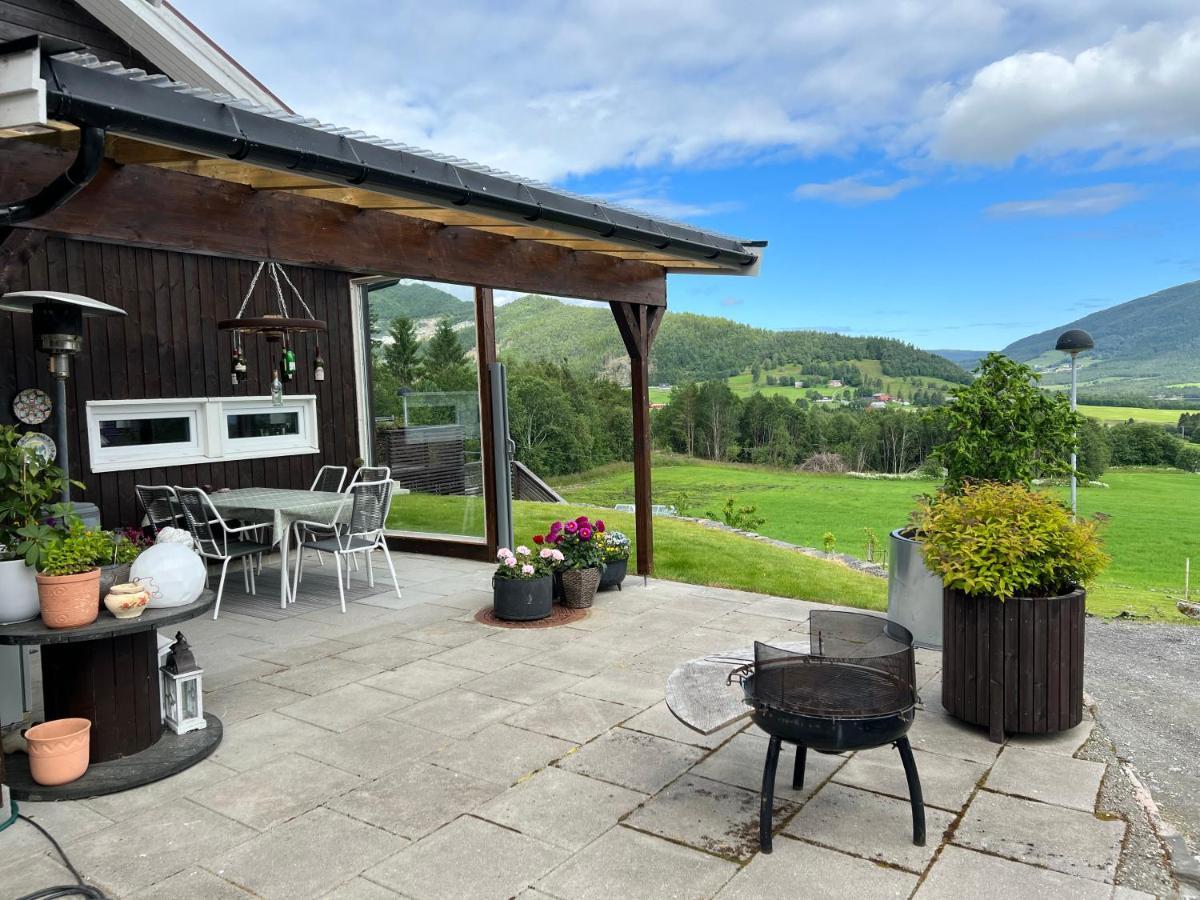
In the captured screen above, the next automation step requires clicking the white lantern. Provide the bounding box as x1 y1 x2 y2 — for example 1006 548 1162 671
161 631 206 735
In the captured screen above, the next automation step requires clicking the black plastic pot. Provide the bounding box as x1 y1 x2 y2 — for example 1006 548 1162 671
599 558 627 591
493 574 553 621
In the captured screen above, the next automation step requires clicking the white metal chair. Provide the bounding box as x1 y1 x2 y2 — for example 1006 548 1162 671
310 465 348 493
175 486 275 620
135 484 184 535
289 479 401 613
347 465 390 490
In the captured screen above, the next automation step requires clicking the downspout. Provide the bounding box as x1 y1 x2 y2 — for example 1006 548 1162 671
0 125 105 226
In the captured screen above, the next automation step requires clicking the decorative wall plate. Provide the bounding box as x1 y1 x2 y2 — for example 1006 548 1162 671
17 431 56 464
12 388 51 425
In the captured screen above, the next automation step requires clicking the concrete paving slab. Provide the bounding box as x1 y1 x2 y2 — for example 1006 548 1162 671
129 867 255 899
393 688 526 738
204 678 310 724
82 758 238 822
359 658 479 699
433 723 576 785
784 783 954 873
622 700 744 749
954 789 1126 883
209 807 403 900
692 732 845 802
278 682 413 732
907 710 1003 765
1 799 113 862
335 636 442 668
506 692 634 743
189 752 360 830
1005 717 1096 757
569 666 669 709
477 766 646 851
834 744 987 812
429 638 537 673
536 825 738 900
915 844 1111 899
262 656 385 696
715 835 918 899
242 637 356 669
0 854 87 899
210 710 331 772
320 876 403 898
986 746 1106 811
485 624 586 649
526 642 630 676
304 717 451 777
366 815 568 900
327 760 502 838
556 727 707 794
625 773 794 862
402 619 495 648
198 653 284 691
467 662 582 704
66 799 257 897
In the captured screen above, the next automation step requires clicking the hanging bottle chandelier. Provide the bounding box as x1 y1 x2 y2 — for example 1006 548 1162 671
217 261 327 400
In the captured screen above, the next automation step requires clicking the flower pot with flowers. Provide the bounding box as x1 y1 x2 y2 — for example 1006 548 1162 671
598 529 630 590
492 545 554 621
22 518 112 629
535 515 604 608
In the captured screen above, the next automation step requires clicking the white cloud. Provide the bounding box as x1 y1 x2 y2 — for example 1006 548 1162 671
985 183 1142 217
935 20 1200 165
179 1 1200 186
794 175 919 204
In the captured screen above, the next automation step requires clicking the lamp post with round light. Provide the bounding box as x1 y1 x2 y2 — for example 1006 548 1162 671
1055 329 1094 516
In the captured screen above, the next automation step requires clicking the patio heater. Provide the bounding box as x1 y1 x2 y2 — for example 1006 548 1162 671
1055 328 1094 516
0 290 126 512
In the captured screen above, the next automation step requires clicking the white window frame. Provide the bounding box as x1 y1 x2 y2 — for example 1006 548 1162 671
86 395 319 473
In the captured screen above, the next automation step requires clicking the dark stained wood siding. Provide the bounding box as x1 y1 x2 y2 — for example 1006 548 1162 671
0 0 160 73
0 234 361 527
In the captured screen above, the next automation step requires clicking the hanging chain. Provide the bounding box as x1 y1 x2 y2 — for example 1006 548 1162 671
233 260 316 322
267 263 290 318
234 260 268 319
275 265 319 321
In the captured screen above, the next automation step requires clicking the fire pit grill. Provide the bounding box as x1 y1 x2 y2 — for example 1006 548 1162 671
733 610 925 853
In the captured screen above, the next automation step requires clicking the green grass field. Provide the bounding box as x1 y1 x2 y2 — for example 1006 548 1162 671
552 458 1200 622
1077 404 1185 425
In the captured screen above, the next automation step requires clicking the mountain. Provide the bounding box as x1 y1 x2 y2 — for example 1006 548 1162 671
932 349 990 371
1001 280 1200 398
370 281 471 327
491 295 971 386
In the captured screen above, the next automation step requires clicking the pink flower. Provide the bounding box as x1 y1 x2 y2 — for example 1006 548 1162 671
575 515 589 525
516 545 530 555
496 549 512 561
564 521 578 534
552 534 564 544
550 549 564 562
550 521 563 533
595 520 605 532
579 526 592 541
521 564 534 576
539 548 554 559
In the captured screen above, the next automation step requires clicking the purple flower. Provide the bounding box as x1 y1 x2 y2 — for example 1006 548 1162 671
579 526 592 541
550 521 563 533
564 521 578 534
575 516 589 525
595 520 606 532
553 534 564 544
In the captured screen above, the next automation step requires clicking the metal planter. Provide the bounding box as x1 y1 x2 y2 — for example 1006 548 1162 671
598 558 627 591
886 529 943 650
492 575 553 622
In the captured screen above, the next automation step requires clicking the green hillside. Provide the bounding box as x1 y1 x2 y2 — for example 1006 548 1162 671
491 295 971 386
370 280 472 326
1001 280 1200 397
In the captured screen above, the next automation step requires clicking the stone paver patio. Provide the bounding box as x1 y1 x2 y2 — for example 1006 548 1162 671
0 552 1159 899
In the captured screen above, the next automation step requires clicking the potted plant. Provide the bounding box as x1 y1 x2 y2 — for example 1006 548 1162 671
25 519 109 629
598 528 630 590
0 426 78 624
99 527 151 596
920 481 1108 742
887 354 1080 649
535 516 604 608
492 545 554 621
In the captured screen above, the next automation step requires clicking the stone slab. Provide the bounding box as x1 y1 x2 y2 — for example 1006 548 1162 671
834 744 987 812
985 746 1106 812
366 815 568 900
536 825 738 900
915 844 1111 899
277 683 413 733
392 689 526 738
506 692 634 743
692 732 845 802
359 658 479 699
476 766 646 851
129 867 255 899
204 678 309 723
303 717 451 778
569 666 675 709
622 700 744 749
466 662 582 705
556 727 706 795
261 655 386 696
907 711 1003 765
433 723 576 785
210 710 330 772
715 835 918 899
429 638 536 673
953 789 1126 883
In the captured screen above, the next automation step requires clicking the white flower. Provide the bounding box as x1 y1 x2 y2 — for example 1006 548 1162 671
497 548 512 561
515 545 530 556
521 564 535 576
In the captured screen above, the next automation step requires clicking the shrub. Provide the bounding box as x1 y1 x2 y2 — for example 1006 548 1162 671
919 482 1109 601
0 425 80 563
38 523 109 577
797 452 848 474
706 496 765 531
929 353 1081 492
822 531 837 553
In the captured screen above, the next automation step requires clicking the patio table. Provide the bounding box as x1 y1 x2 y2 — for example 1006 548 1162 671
209 487 351 609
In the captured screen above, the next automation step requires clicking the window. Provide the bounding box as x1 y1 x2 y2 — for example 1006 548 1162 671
86 396 319 473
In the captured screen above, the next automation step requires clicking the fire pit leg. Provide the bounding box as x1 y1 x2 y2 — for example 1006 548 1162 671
895 737 926 846
759 735 782 853
792 745 807 790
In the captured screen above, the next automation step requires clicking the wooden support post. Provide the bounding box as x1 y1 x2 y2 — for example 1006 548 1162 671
475 286 499 558
612 300 665 577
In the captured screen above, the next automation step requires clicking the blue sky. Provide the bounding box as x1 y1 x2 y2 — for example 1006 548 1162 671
182 1 1200 351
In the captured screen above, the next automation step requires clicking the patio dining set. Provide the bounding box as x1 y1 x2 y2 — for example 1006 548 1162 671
134 464 405 619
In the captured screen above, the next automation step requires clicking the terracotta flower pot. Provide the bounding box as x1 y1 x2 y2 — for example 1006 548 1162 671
26 718 91 786
36 568 101 629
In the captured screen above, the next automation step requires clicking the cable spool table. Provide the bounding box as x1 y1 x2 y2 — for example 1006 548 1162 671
0 591 221 801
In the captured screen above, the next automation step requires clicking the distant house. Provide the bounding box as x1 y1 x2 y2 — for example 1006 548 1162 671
868 400 887 409
814 397 834 404
827 379 843 388
793 380 804 389
649 402 667 410
872 392 892 402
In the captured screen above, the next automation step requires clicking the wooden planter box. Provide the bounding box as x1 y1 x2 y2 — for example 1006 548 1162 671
941 587 1085 743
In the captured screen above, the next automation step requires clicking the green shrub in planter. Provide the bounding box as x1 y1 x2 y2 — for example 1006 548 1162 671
920 481 1108 600
919 481 1109 741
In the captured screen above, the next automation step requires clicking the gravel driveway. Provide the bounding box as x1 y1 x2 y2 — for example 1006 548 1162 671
1086 619 1200 858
